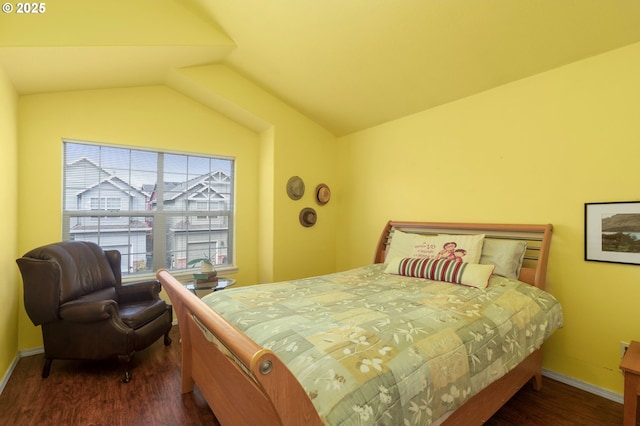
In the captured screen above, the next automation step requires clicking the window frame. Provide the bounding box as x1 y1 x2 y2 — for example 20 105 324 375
62 139 236 279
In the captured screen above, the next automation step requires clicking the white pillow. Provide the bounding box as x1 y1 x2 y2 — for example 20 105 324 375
384 230 439 262
385 230 485 264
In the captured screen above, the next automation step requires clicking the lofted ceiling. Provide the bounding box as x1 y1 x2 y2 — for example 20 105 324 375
3 0 640 136
0 1 234 94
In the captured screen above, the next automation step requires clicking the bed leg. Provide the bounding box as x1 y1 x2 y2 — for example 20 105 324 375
531 372 542 391
181 375 195 394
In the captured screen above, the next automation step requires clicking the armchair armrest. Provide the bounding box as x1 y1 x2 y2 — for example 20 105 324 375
117 279 162 303
59 299 119 323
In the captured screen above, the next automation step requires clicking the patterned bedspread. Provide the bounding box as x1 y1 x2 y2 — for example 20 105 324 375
202 264 563 425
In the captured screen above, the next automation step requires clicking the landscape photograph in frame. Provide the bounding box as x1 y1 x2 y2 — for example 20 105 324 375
585 201 640 265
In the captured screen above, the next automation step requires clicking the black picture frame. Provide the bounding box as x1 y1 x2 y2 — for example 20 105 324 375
585 201 640 265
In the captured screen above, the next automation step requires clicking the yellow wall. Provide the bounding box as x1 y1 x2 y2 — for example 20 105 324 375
337 41 640 395
168 65 339 283
14 69 340 352
0 66 18 382
258 126 276 283
16 85 260 349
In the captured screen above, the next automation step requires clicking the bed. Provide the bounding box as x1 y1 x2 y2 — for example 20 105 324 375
157 221 563 425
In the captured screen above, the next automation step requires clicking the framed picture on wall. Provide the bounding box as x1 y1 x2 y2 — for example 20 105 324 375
585 201 640 265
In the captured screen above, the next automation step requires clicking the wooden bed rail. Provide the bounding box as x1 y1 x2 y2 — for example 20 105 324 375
156 269 322 426
157 270 263 368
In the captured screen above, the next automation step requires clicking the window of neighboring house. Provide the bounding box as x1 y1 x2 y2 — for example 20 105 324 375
62 140 235 277
90 197 121 211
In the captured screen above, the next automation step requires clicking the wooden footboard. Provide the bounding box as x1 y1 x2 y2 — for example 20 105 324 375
157 269 322 426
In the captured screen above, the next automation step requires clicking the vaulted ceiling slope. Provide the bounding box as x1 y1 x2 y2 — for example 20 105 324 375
0 0 234 93
3 0 640 136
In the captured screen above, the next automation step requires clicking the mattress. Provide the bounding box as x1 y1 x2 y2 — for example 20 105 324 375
202 264 563 425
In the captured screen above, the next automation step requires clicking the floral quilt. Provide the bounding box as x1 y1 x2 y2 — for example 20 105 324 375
202 264 563 425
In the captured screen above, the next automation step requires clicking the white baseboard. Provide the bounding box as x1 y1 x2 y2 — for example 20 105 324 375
0 354 19 396
542 368 623 404
0 347 44 396
19 347 44 357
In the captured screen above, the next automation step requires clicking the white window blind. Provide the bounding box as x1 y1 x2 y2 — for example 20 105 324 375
62 140 234 276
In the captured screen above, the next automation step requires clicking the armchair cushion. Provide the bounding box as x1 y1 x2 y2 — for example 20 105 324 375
20 241 118 305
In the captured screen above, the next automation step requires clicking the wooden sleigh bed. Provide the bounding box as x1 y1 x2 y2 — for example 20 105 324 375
157 221 561 425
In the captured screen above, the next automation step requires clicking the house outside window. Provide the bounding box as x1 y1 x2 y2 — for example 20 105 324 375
62 140 235 277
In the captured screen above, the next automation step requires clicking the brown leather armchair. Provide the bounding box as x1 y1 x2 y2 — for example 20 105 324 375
16 241 172 382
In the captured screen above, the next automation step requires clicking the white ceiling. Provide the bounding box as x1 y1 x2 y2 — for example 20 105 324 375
3 0 640 136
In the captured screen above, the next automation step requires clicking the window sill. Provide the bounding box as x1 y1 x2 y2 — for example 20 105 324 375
123 266 239 284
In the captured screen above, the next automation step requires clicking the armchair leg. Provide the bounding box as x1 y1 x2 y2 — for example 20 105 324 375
118 354 133 383
42 358 52 378
164 330 172 346
121 369 132 383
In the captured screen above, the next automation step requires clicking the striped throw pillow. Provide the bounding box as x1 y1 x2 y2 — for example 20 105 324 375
385 256 494 289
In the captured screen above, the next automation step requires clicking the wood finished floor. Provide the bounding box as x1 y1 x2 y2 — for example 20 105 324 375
0 325 627 425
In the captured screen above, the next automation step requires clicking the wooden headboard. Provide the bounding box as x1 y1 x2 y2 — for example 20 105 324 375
373 221 553 290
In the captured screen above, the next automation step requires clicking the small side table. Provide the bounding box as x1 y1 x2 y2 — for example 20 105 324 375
620 340 640 426
185 277 236 296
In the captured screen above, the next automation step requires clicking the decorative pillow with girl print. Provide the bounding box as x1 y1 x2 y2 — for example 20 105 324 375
384 230 485 264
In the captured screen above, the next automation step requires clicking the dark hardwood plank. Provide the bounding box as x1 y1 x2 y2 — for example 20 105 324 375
0 326 218 426
487 375 624 426
0 325 625 425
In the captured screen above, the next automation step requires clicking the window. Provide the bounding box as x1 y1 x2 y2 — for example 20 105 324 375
63 140 235 277
90 197 121 211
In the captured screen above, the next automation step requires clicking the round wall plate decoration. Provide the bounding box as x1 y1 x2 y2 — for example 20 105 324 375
286 176 305 200
315 183 331 205
299 207 317 227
